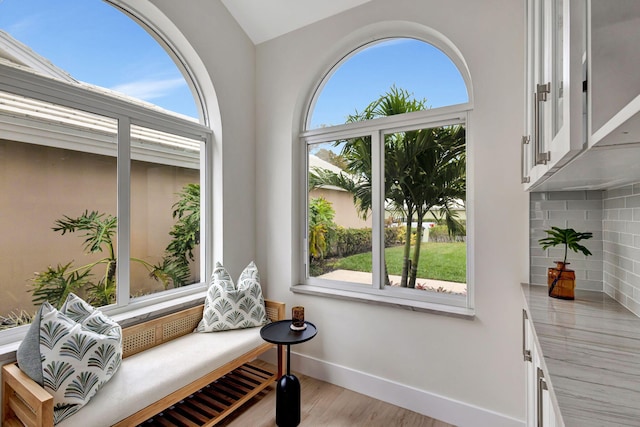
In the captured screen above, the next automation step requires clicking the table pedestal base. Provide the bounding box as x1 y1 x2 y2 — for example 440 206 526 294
276 374 300 427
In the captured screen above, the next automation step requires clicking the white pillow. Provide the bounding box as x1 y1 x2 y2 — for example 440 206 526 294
196 261 268 332
19 293 123 424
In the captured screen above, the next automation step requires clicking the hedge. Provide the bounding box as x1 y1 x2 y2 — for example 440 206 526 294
321 223 464 260
325 226 403 258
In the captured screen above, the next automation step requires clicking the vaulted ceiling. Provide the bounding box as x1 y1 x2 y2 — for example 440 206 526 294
220 0 373 44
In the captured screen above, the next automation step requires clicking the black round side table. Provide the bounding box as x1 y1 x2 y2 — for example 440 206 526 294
260 320 317 427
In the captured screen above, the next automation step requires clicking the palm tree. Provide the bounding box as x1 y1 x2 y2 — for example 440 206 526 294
309 86 466 288
400 126 465 287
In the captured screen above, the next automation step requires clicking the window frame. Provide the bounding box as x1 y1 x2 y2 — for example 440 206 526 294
0 60 214 344
296 41 475 317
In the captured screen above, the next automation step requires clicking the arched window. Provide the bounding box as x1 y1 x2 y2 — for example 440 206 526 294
0 0 211 333
300 37 472 312
309 38 468 129
0 0 197 118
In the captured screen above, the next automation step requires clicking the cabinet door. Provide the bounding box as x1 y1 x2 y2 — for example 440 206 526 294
523 308 564 427
522 0 542 186
537 362 565 427
534 350 551 427
545 0 586 171
523 0 587 190
590 0 640 144
523 309 536 426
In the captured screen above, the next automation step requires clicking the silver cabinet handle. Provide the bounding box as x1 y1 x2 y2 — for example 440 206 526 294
537 367 548 427
521 136 531 184
534 83 551 165
522 309 532 362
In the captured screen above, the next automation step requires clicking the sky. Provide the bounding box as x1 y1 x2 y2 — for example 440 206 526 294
310 38 469 129
0 2 468 125
0 0 198 118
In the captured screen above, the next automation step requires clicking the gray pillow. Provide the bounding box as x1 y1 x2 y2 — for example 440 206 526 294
17 306 44 385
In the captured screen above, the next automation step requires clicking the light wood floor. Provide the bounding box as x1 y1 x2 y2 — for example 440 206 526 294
218 362 455 427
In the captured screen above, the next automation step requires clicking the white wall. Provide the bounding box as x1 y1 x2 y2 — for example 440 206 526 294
150 0 257 276
255 0 529 425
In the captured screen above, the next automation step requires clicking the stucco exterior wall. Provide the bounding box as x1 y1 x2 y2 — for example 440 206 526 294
0 139 199 316
309 188 371 229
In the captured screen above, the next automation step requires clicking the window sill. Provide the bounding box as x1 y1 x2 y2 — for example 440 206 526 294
291 284 475 319
107 289 207 328
0 289 207 361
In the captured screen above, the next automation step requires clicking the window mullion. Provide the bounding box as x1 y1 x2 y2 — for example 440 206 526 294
202 134 213 282
116 117 131 307
371 131 384 290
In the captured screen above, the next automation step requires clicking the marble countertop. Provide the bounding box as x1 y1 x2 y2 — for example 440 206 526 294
522 284 640 427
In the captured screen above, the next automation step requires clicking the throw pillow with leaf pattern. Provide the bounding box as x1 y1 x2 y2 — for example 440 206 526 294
17 293 122 424
196 261 268 332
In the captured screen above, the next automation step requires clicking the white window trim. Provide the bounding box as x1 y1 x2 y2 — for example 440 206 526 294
0 286 208 358
297 105 474 318
0 61 214 346
291 284 474 318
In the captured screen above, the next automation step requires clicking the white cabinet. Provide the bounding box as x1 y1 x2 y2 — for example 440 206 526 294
525 0 640 192
522 0 587 189
523 309 536 426
590 0 640 143
522 309 564 427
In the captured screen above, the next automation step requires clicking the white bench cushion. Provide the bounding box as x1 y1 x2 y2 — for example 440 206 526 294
57 327 265 427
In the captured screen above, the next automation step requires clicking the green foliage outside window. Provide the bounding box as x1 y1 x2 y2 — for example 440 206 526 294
30 184 201 309
309 86 466 288
308 197 336 260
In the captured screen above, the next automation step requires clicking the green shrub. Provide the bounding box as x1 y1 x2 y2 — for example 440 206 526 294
328 227 370 257
322 226 404 259
0 310 35 331
308 197 337 260
385 227 404 246
428 223 466 243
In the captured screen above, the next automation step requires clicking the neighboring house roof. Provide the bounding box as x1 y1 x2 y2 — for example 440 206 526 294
308 154 348 192
0 31 199 167
309 153 343 174
0 30 77 83
0 30 196 122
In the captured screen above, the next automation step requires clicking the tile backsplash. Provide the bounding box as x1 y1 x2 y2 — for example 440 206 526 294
530 191 603 291
530 184 640 318
602 184 640 316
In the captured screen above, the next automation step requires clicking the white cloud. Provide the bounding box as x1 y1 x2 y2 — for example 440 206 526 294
110 77 186 101
6 15 40 40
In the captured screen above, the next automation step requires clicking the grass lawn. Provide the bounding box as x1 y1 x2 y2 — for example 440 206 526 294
332 242 466 283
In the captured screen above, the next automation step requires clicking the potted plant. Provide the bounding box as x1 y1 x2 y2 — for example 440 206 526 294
538 227 593 300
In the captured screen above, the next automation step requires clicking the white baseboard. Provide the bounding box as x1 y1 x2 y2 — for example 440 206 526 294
260 349 524 427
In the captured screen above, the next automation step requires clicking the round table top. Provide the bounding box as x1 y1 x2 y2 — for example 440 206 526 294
260 320 317 345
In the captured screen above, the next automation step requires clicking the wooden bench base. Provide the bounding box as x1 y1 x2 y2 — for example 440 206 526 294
141 362 275 427
2 300 285 427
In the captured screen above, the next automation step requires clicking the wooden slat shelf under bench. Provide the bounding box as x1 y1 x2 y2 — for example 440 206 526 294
138 362 275 427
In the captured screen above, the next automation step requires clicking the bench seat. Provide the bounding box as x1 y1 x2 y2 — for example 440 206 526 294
58 327 265 427
2 300 285 427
